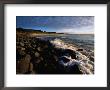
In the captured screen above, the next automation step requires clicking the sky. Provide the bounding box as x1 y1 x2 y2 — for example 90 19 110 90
16 16 94 34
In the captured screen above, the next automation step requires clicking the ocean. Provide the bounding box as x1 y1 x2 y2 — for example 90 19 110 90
37 34 94 51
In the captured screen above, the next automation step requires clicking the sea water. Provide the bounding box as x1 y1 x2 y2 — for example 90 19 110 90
37 34 94 51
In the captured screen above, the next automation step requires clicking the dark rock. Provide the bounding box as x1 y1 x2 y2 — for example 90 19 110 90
64 49 76 59
69 64 82 74
53 55 58 61
19 50 26 56
35 59 41 64
90 56 94 62
40 57 43 61
77 48 83 51
60 56 70 63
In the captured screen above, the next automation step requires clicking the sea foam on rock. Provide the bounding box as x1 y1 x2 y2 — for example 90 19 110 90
50 38 94 74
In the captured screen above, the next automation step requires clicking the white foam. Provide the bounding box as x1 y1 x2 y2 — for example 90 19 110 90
51 38 94 74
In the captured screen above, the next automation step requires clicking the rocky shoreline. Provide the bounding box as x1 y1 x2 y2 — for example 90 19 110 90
16 33 94 74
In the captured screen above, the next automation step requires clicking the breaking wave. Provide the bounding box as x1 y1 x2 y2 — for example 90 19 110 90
50 38 94 74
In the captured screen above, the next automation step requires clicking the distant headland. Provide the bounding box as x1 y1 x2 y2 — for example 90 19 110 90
16 28 65 34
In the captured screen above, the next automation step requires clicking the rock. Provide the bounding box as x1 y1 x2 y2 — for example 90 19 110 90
60 56 70 63
19 50 26 55
35 59 41 64
45 63 47 67
77 48 83 51
37 47 41 51
64 49 76 59
17 59 30 73
20 42 24 46
25 54 31 63
35 52 40 57
16 61 20 73
85 64 93 70
16 54 31 73
29 63 33 72
44 45 48 49
90 56 94 62
40 57 43 61
69 64 82 74
53 55 58 61
21 47 25 50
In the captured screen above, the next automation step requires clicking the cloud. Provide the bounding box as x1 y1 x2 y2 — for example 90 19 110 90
17 16 94 29
56 26 94 34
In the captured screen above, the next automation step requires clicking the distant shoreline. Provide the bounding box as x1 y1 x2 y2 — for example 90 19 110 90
16 28 94 35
